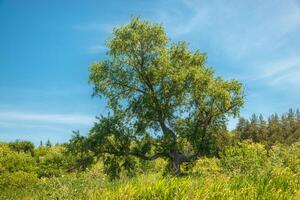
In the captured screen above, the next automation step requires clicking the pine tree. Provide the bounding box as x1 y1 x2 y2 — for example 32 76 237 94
46 139 52 148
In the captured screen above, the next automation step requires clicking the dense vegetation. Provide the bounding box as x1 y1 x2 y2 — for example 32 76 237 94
1 110 300 199
1 18 299 199
235 109 300 147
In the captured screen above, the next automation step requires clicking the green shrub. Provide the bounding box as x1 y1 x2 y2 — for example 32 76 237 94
35 146 67 177
8 140 35 155
220 141 270 175
0 143 37 174
269 141 300 174
191 157 222 176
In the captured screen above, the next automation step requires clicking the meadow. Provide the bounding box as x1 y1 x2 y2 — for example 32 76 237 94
1 140 300 200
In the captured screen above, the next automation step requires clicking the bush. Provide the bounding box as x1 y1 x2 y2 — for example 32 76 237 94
0 143 37 174
35 146 67 177
8 140 35 155
191 157 222 176
269 141 300 174
220 141 270 175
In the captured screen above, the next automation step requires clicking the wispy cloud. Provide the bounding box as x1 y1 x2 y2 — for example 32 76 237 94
73 23 106 32
268 67 300 86
0 111 95 125
72 22 119 34
0 121 70 132
0 111 95 144
157 0 300 89
88 44 107 54
72 21 120 54
255 56 300 82
158 0 300 58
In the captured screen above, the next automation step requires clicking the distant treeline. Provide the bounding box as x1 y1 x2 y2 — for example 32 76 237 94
234 109 300 147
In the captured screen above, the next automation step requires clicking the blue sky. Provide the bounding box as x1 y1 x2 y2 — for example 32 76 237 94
0 0 300 145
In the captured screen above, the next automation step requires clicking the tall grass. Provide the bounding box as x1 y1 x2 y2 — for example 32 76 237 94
1 170 299 200
1 141 300 200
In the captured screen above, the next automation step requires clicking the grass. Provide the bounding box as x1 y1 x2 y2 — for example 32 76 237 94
1 170 300 200
1 142 300 199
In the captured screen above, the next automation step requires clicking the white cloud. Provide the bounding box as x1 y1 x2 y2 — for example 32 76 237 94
155 0 209 37
72 23 109 33
161 0 300 89
88 44 107 54
0 111 95 125
270 68 300 85
72 22 120 34
158 0 300 60
0 121 69 132
257 57 300 81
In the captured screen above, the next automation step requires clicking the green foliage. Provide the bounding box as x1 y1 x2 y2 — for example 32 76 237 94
220 141 270 175
269 141 300 174
1 171 299 200
65 131 94 172
236 109 300 147
67 115 164 179
0 143 37 174
191 157 222 176
88 17 244 174
8 140 35 155
1 140 300 199
88 115 139 179
0 171 38 189
35 145 68 178
0 143 38 190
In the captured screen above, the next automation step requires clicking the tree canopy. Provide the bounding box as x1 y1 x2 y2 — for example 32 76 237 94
87 17 244 175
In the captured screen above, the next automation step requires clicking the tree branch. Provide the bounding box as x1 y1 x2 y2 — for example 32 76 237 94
134 152 166 161
178 150 201 163
109 80 146 94
99 149 166 161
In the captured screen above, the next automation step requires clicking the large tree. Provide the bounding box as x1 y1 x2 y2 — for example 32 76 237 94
88 18 244 174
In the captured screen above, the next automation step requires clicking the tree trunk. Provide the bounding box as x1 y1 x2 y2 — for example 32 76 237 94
171 151 181 175
169 149 202 175
158 121 201 175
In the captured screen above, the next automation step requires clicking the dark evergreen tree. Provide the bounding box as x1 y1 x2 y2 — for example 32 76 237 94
235 109 300 147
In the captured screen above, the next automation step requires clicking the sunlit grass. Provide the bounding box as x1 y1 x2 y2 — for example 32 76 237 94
1 141 300 200
1 170 299 200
